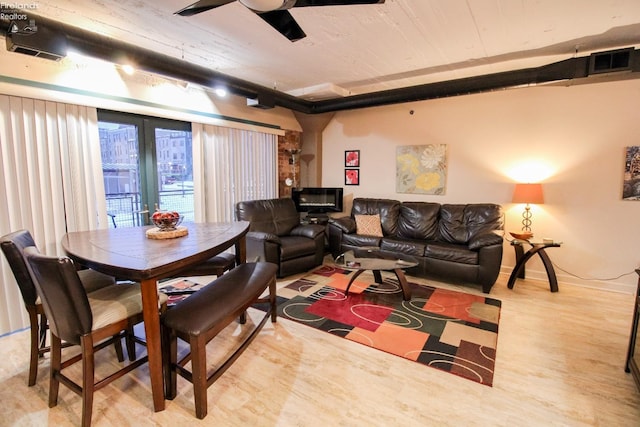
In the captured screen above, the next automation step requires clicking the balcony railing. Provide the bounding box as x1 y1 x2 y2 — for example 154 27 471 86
106 189 194 228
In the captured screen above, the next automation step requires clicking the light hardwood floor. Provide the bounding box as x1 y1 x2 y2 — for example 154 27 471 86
1 265 640 426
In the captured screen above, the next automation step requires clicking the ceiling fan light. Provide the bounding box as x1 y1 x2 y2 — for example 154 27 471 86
239 0 288 12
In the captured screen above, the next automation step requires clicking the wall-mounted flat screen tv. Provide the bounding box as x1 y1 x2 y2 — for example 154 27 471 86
292 187 344 214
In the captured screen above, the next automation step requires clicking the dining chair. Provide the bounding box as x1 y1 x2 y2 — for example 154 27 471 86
23 246 164 427
0 229 118 386
170 251 236 278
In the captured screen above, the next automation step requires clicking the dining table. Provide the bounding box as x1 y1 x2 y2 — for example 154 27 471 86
61 221 250 412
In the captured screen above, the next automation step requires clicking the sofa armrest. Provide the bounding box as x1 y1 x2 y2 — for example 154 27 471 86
247 231 281 245
290 224 326 239
327 217 356 258
468 232 503 250
245 231 281 264
328 216 356 234
477 244 504 293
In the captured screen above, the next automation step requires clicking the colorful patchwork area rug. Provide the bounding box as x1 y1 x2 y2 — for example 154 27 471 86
277 265 501 386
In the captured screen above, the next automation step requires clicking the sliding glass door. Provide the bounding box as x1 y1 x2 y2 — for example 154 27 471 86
97 111 193 227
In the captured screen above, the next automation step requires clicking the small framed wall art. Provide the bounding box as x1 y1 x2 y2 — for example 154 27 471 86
345 150 360 167
345 169 360 185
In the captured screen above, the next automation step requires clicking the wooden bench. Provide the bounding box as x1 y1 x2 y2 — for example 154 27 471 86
161 262 277 419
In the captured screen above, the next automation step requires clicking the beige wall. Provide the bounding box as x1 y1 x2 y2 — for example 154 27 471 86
322 79 640 293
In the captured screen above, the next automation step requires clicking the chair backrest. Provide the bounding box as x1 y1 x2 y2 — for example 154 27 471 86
0 229 40 307
235 198 299 236
23 247 93 345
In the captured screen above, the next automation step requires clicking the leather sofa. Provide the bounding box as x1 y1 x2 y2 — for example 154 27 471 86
327 198 504 293
235 198 326 278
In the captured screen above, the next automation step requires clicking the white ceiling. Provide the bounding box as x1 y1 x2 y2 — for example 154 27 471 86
17 1 640 100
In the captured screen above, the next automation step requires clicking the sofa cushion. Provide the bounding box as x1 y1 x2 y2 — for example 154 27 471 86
468 231 504 250
351 198 401 236
279 236 318 261
425 241 478 265
355 214 383 237
380 237 426 257
464 204 504 240
343 233 382 248
438 204 503 245
396 202 440 240
438 204 468 244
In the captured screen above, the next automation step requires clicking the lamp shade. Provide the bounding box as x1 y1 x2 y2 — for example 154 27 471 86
512 183 544 204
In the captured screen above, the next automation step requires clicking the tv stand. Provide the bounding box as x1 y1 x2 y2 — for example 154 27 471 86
303 212 330 225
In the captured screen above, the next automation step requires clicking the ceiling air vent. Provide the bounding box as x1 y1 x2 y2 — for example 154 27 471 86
247 93 275 109
588 48 633 75
5 27 67 61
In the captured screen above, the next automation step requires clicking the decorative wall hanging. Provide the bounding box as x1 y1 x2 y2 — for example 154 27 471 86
396 144 447 195
345 169 359 185
345 150 360 167
623 146 640 200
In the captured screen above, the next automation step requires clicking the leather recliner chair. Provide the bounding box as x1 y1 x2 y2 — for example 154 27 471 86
235 198 326 277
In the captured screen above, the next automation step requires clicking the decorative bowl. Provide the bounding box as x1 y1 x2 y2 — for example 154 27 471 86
151 211 183 231
509 231 533 240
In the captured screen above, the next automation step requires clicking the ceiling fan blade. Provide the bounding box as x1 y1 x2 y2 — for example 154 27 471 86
175 0 236 16
257 10 306 42
291 0 385 7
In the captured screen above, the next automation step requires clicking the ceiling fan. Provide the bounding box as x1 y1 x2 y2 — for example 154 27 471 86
176 0 386 42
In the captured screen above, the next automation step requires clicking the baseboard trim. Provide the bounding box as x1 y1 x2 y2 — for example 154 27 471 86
499 266 636 295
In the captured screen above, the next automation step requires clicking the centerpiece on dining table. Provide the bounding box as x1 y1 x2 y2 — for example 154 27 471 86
146 210 188 239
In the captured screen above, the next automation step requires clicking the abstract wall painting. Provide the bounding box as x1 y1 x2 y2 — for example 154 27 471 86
623 146 640 200
396 144 447 195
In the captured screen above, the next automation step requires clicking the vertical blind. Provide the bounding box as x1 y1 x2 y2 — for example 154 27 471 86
0 99 278 336
0 95 107 335
193 123 278 222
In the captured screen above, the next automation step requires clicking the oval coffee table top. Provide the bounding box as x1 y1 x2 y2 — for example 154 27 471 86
334 250 418 271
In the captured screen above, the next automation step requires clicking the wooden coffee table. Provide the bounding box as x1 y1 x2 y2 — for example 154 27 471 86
334 250 418 300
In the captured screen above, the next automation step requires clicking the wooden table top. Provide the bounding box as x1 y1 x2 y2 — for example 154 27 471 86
61 221 249 281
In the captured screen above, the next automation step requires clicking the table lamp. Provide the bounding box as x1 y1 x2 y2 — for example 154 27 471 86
512 183 544 232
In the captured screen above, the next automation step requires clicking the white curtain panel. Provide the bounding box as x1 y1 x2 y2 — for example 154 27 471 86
0 95 107 335
193 123 278 223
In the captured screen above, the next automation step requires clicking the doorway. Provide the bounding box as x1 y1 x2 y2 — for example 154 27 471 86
97 110 193 227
